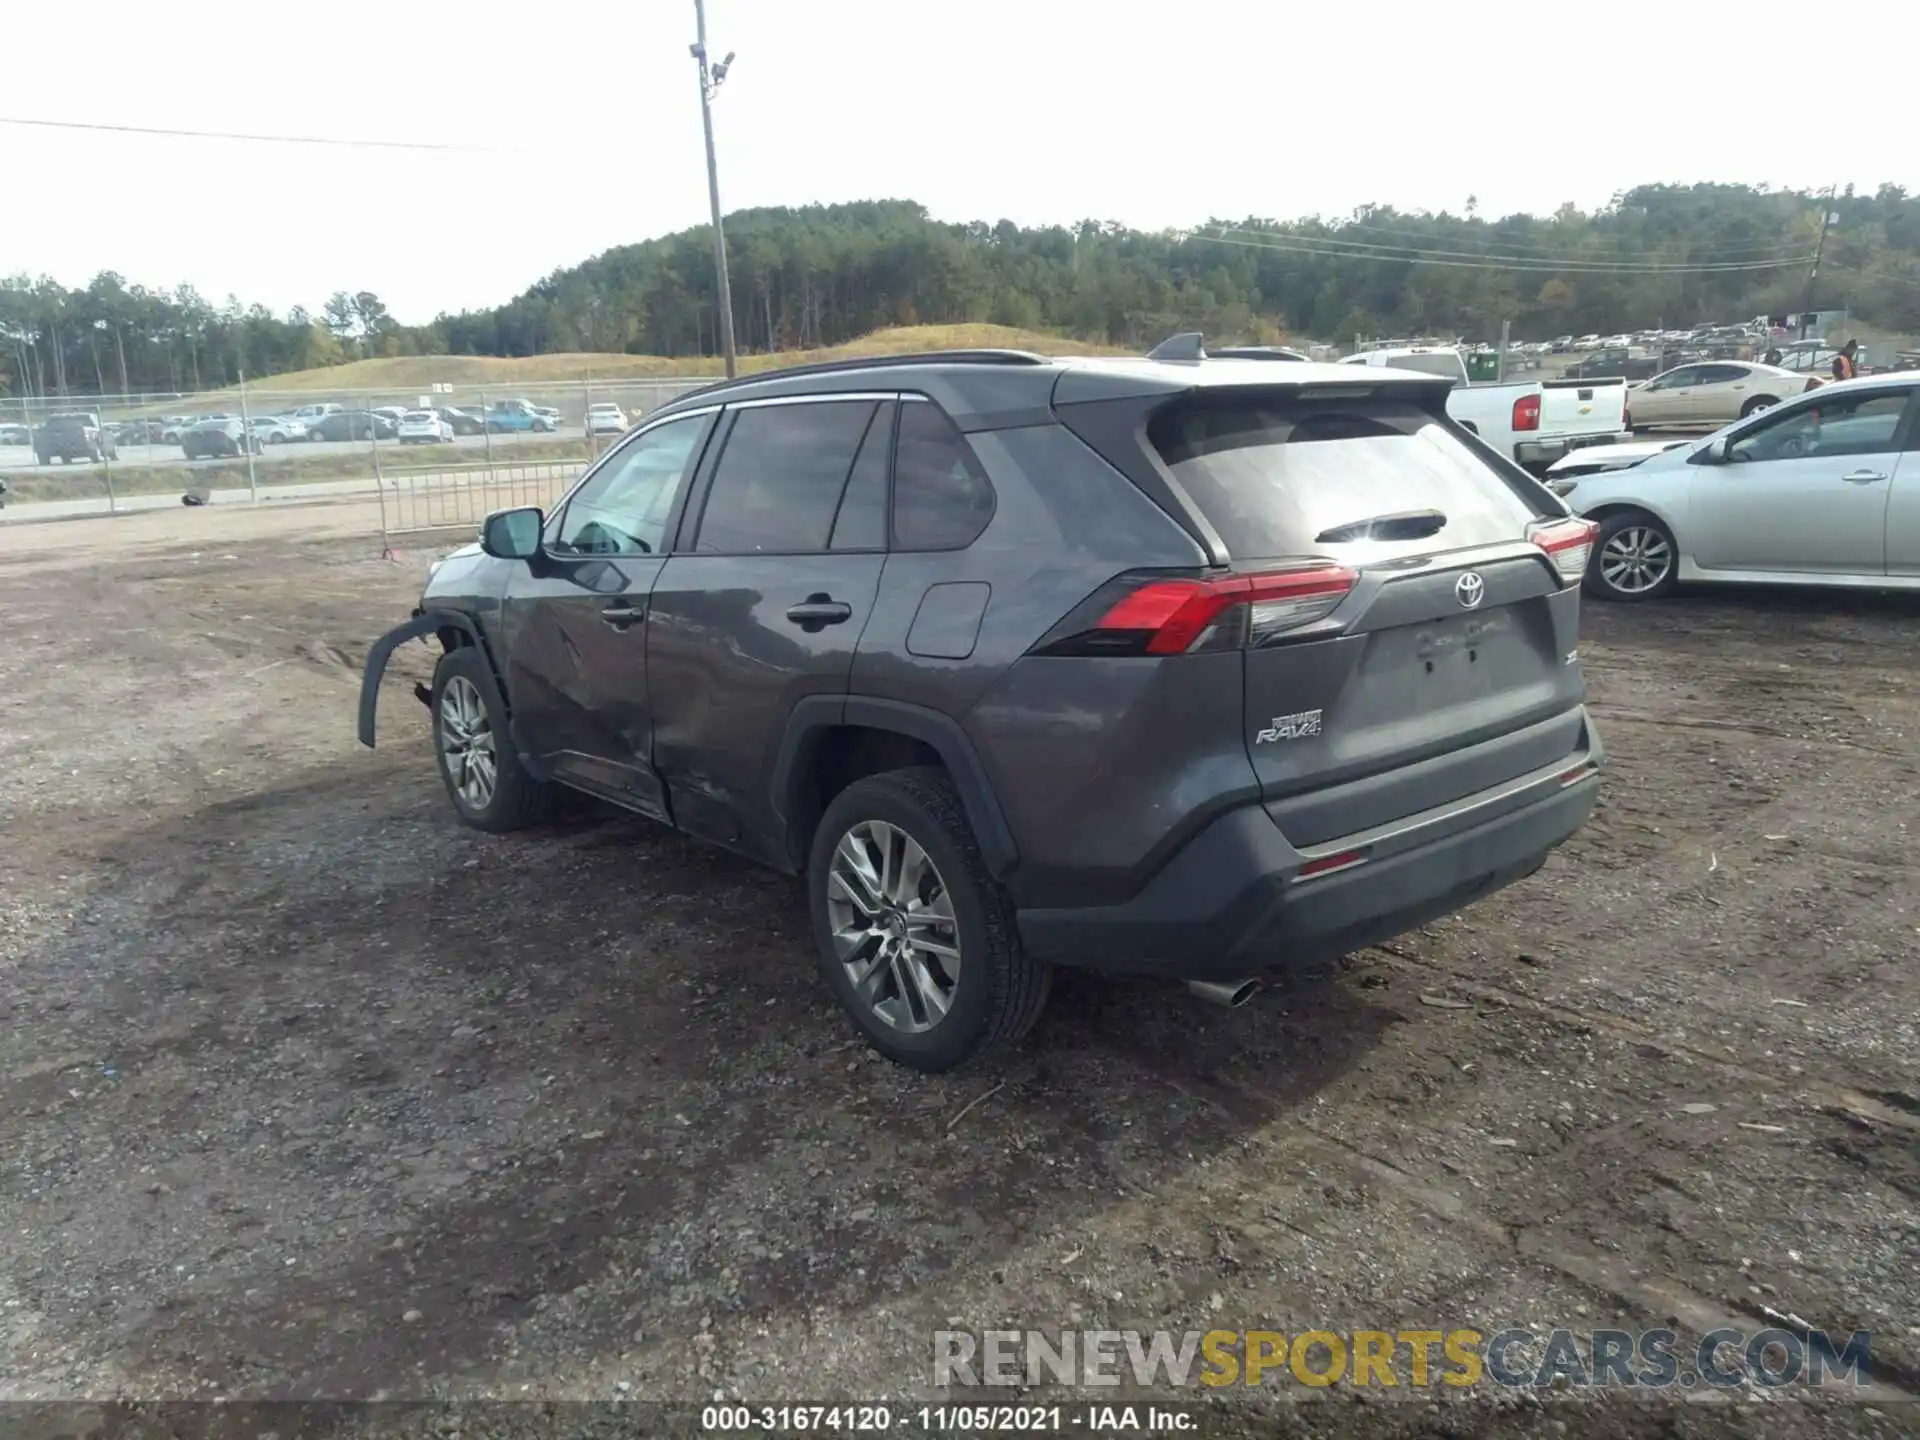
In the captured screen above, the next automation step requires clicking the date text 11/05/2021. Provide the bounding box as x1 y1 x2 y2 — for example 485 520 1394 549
699 1404 1194 1433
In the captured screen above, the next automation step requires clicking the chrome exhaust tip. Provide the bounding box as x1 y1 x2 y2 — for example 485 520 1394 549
1186 977 1262 1008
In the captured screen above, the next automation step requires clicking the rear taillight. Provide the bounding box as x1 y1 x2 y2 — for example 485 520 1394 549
1512 393 1541 432
1805 377 1824 391
1039 565 1358 657
1527 516 1598 583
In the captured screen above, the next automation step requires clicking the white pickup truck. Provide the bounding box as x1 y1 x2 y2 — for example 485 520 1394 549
1341 346 1629 475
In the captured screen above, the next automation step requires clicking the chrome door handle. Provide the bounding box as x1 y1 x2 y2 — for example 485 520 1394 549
785 599 853 627
599 604 646 626
1841 470 1888 484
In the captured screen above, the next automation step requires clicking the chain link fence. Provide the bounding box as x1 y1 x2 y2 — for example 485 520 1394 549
0 376 712 539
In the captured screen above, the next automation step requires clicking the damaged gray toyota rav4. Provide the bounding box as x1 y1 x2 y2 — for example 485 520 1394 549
359 337 1603 1071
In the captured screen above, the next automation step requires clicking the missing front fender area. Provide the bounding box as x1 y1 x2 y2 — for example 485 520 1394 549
358 609 491 748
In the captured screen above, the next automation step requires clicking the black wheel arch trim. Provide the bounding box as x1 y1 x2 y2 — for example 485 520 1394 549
772 694 1019 878
358 608 517 755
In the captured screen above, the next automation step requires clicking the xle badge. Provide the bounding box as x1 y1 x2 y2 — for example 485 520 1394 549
1256 709 1322 744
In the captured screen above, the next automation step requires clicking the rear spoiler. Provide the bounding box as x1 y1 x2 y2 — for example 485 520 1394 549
1145 332 1309 364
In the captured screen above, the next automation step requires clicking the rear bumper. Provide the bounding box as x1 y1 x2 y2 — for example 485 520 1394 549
1016 727 1602 981
1514 430 1630 468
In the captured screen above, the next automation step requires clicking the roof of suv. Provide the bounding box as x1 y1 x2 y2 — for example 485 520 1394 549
653 347 1449 433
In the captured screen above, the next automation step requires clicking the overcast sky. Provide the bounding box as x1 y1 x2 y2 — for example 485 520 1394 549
5 0 1913 323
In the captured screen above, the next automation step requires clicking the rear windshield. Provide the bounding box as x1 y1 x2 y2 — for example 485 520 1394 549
1150 396 1547 563
403 411 435 421
1374 353 1467 381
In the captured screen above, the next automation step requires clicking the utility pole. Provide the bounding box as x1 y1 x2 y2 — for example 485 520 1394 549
1799 185 1838 342
691 0 738 378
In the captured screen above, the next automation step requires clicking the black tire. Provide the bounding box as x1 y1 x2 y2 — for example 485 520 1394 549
1583 509 1679 603
1741 395 1777 418
808 766 1050 1072
430 647 553 833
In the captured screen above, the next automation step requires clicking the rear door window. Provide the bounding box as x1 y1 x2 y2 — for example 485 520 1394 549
829 401 893 551
694 399 877 554
1150 396 1548 563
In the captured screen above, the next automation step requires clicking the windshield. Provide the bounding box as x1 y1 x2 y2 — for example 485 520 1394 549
1150 396 1547 563
1376 353 1466 382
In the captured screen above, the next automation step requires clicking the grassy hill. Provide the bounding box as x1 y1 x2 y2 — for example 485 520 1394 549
230 325 1129 398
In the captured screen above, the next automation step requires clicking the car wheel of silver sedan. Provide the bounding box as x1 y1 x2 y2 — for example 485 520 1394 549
1584 510 1678 602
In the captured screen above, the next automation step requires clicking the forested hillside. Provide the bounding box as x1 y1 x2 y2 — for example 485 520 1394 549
7 182 1920 397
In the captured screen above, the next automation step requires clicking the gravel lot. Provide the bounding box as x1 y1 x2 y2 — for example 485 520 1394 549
1 502 1916 1436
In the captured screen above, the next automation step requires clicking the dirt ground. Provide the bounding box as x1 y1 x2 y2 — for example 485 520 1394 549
1 500 1916 1438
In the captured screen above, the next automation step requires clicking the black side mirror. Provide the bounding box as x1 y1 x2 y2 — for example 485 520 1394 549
480 506 543 560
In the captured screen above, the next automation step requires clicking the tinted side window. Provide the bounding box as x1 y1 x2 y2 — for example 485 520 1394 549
1729 391 1909 464
696 400 877 554
1699 364 1748 385
892 400 995 551
830 401 893 551
555 414 708 556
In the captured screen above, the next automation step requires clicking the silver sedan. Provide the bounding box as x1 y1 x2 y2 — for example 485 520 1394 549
1555 374 1920 601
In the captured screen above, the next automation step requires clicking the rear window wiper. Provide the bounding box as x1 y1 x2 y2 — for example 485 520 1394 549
1314 508 1447 544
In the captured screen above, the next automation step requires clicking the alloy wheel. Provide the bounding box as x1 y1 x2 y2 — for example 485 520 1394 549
826 820 962 1033
1599 525 1674 596
437 675 497 809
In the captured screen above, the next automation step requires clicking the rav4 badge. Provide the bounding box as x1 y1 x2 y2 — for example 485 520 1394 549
1256 709 1323 744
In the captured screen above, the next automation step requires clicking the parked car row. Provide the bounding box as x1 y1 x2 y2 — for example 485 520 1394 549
1626 361 1824 430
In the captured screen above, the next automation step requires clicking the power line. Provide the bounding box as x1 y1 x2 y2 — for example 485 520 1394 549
1322 216 1815 263
1204 227 1815 273
0 114 488 152
1197 229 1817 275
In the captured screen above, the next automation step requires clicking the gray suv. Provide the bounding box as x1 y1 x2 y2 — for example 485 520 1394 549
360 340 1604 1071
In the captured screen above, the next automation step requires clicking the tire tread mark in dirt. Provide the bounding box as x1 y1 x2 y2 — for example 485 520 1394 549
1590 706 1913 760
1368 943 1920 1136
1276 1128 1920 1404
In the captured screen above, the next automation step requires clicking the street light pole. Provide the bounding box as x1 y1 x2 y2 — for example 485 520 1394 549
691 0 739 379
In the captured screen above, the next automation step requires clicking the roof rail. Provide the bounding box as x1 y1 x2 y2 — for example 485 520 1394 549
1208 345 1309 362
669 348 1051 404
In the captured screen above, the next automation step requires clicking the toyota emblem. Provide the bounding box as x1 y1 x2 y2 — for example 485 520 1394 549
1455 571 1486 610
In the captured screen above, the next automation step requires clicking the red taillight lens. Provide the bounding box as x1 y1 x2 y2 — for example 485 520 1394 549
1805 377 1824 391
1053 565 1358 657
1512 393 1541 432
1527 516 1598 583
